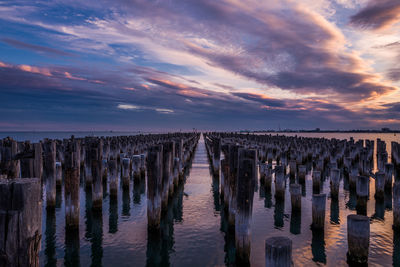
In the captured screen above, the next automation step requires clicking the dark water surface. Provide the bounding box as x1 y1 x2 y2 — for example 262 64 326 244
2 132 399 266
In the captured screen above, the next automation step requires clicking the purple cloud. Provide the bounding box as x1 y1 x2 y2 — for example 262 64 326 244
350 0 400 31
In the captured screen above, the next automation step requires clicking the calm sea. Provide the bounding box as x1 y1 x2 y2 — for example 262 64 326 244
2 132 399 266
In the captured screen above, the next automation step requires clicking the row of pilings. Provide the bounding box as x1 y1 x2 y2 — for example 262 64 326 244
204 132 400 266
0 132 200 267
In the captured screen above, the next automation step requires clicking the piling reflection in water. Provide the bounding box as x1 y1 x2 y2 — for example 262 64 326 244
311 229 326 264
64 227 80 267
330 198 340 225
45 209 57 267
122 186 131 217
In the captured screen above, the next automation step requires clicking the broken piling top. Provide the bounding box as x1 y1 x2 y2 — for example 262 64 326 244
347 214 370 264
0 178 42 267
265 236 292 267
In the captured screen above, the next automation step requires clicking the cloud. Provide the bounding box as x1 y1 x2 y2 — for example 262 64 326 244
155 108 174 114
0 0 399 130
117 104 140 110
1 38 74 56
350 0 400 31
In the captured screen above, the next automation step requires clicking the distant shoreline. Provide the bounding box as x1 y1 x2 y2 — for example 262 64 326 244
248 130 400 133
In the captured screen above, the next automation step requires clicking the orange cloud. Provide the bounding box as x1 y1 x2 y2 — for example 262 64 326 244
19 64 52 76
178 89 208 98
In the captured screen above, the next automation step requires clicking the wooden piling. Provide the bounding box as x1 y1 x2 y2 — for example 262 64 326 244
55 161 62 186
235 149 255 264
0 178 42 267
275 166 285 200
375 171 385 200
347 214 370 264
312 194 326 230
290 184 301 212
43 139 56 208
121 158 131 189
64 139 80 229
393 182 400 230
312 171 321 193
356 176 369 215
108 158 118 198
330 168 340 199
147 145 163 231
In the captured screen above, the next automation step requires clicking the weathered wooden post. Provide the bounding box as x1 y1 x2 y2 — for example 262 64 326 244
56 161 62 186
235 148 256 264
312 194 326 230
312 171 321 194
349 166 358 191
84 141 93 188
275 166 285 200
91 140 103 210
108 158 118 198
162 141 174 209
375 172 385 200
289 159 296 180
147 145 163 231
260 162 267 185
347 214 370 264
298 165 306 184
121 158 131 189
228 145 239 230
131 155 141 182
140 154 146 179
0 138 20 178
265 236 292 267
64 139 80 228
330 168 340 199
393 182 400 230
290 184 301 212
34 142 43 180
173 157 180 187
385 163 394 191
264 164 273 191
0 178 42 267
212 138 221 176
43 139 57 208
19 141 34 178
356 176 369 215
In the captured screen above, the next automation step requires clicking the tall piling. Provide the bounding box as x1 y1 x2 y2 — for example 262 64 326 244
0 178 42 267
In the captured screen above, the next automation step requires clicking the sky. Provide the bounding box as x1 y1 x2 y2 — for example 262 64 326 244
0 0 400 131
